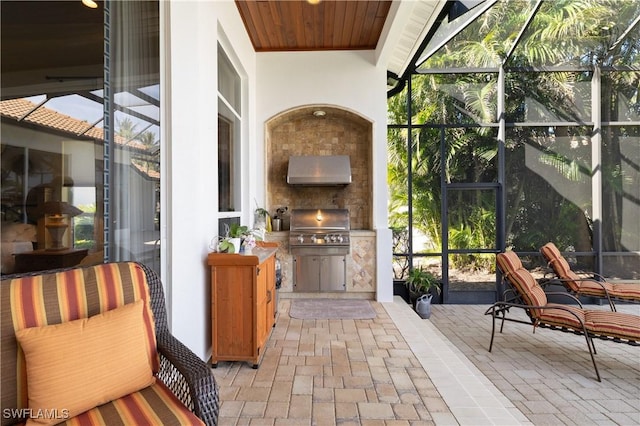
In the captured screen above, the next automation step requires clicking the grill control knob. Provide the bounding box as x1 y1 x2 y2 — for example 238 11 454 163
297 235 304 243
337 235 343 243
311 235 317 243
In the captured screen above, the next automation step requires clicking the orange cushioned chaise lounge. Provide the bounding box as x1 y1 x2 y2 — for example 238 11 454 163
541 242 640 311
485 251 640 382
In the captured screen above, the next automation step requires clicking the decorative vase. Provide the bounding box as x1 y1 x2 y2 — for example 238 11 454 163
415 294 433 319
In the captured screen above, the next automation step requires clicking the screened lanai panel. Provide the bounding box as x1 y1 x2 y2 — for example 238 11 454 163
388 127 410 280
410 74 498 124
507 0 640 68
505 72 592 123
445 128 498 183
447 188 496 251
504 126 593 252
416 0 537 71
601 125 640 279
602 72 640 122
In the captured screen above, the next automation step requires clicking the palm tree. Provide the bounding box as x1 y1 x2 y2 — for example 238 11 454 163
388 0 640 271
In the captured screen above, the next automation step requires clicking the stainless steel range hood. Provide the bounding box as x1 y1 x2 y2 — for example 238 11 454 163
287 155 352 186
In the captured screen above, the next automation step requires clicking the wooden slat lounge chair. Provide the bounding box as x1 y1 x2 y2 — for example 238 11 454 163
540 242 640 311
485 251 640 382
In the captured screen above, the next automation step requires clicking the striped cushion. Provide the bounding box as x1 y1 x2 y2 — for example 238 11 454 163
540 242 582 293
497 252 547 317
498 250 640 344
584 310 640 341
538 303 586 330
541 242 640 301
1 262 158 425
609 283 640 301
59 381 204 426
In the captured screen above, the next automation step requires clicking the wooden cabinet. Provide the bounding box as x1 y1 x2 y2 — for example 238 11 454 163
207 243 277 368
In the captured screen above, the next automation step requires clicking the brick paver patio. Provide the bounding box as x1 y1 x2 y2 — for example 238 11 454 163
211 298 640 425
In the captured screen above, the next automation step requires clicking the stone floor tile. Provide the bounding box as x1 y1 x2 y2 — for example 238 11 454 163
312 401 336 424
246 418 274 426
268 381 293 402
219 400 244 418
237 387 271 402
335 402 359 421
264 401 289 419
335 388 368 403
357 402 395 419
240 401 266 418
210 300 639 425
391 403 420 420
292 375 313 395
313 387 334 402
288 395 312 418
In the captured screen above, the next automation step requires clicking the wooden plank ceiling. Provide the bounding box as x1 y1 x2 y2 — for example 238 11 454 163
235 0 393 52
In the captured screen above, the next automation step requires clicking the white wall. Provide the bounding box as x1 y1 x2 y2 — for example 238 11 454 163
256 51 393 302
166 2 394 360
164 0 256 360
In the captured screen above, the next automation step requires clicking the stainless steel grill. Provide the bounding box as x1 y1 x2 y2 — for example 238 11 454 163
289 208 350 292
289 209 350 256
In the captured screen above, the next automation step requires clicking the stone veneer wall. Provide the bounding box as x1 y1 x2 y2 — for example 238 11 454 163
265 105 372 230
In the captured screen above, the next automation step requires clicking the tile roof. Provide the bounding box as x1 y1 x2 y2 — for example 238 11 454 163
0 98 148 151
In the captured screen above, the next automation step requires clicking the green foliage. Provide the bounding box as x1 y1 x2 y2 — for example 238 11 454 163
388 0 638 270
228 223 250 238
218 239 236 253
405 267 441 295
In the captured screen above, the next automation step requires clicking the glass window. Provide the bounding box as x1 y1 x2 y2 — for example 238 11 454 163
107 1 161 271
217 45 242 219
218 48 241 112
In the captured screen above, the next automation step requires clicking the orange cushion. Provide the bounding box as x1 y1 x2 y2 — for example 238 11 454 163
59 381 205 426
538 303 586 330
15 300 155 425
497 252 548 317
585 310 640 341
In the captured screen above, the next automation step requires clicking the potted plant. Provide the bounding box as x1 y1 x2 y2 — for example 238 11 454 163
254 204 271 231
218 223 250 253
405 267 441 318
218 224 264 253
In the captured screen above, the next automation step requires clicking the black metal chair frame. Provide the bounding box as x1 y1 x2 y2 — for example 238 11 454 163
485 277 639 382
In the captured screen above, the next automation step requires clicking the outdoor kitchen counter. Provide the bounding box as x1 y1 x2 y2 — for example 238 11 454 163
207 241 278 368
207 245 278 266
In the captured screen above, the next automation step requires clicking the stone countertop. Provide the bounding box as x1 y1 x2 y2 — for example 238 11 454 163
207 246 278 266
267 230 377 236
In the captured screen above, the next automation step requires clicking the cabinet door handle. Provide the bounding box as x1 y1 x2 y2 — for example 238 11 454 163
257 267 261 276
267 289 272 302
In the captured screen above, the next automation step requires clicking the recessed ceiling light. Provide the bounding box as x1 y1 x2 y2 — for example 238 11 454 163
82 0 98 9
313 110 326 117
307 0 322 4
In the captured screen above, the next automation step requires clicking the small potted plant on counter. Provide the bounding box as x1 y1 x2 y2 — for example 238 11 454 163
218 223 252 253
254 204 272 231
